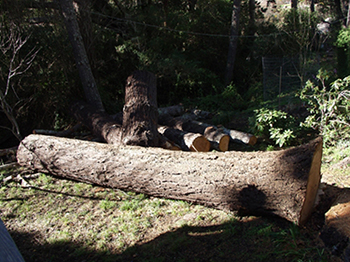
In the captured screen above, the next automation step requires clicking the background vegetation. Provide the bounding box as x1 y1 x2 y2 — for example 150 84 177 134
0 0 349 149
1 0 350 261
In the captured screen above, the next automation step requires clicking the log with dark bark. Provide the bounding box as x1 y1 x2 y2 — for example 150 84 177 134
59 0 104 111
17 134 323 225
122 71 159 147
158 126 210 152
71 101 123 144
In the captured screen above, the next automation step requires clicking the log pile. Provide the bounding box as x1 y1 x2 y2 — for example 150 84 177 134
69 71 256 152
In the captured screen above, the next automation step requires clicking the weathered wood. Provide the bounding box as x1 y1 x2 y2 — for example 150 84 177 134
222 127 257 146
17 134 323 225
158 126 210 152
122 71 159 147
71 101 123 144
204 126 230 152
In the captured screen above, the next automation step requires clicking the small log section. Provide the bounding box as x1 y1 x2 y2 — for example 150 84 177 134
17 134 323 225
122 71 159 147
158 126 210 152
159 116 230 151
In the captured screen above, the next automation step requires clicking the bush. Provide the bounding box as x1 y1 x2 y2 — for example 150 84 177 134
249 108 297 147
299 69 350 145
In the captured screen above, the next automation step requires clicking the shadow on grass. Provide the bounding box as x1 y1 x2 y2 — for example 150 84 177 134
8 215 328 262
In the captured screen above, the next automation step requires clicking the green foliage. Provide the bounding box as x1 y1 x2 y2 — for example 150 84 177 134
335 28 350 49
299 69 350 145
249 108 297 147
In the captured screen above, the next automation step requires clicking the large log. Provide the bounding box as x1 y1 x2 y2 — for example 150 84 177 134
17 134 323 225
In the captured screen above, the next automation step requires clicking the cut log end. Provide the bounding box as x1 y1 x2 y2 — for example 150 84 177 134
299 137 323 225
218 135 230 152
188 135 211 152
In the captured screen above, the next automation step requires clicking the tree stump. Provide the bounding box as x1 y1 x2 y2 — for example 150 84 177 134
122 71 159 147
17 134 323 225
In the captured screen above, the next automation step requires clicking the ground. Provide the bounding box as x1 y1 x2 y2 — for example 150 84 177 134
1 138 349 262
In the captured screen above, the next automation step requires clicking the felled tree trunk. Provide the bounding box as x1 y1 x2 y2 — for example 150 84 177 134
122 71 159 147
17 134 323 225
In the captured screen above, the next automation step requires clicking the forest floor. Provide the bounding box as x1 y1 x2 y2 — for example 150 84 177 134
1 137 350 262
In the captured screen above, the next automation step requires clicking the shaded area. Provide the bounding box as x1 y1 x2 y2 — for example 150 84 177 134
8 216 328 262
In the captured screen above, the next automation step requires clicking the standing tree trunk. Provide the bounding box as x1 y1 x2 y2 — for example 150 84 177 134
74 0 96 71
291 0 298 9
17 135 323 226
122 71 159 147
224 0 241 86
59 0 104 111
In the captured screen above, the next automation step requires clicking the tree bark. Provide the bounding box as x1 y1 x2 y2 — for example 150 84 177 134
224 0 241 86
122 71 159 147
17 134 323 225
59 0 104 111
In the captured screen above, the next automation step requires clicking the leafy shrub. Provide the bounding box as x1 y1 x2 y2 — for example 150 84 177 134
299 70 350 145
249 108 297 147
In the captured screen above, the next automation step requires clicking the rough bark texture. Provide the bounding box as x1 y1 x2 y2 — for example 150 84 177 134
71 101 122 144
59 0 104 111
17 134 323 225
122 71 159 147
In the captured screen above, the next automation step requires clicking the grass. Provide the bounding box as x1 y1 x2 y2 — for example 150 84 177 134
1 139 350 261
